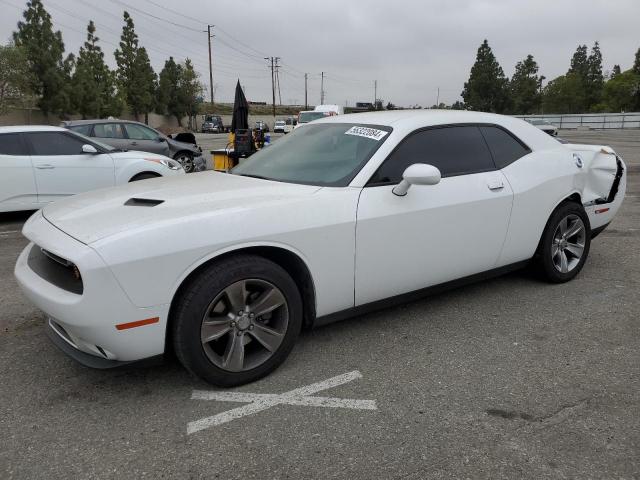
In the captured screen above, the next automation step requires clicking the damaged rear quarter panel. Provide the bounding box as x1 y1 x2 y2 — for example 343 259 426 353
566 144 621 204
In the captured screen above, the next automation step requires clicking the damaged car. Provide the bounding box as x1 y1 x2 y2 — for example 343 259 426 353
16 111 625 387
63 119 206 173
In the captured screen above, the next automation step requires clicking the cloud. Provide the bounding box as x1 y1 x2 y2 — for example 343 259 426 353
2 0 638 106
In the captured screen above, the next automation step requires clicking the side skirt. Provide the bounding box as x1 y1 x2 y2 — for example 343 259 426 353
314 260 530 327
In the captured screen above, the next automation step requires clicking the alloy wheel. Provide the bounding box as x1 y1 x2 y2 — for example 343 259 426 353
551 214 586 273
177 154 194 173
200 279 289 372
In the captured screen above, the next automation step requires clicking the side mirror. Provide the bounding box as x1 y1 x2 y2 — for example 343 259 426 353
392 163 441 196
82 144 98 154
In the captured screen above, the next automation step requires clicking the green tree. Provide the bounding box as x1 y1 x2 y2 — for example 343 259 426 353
633 47 640 75
114 12 156 121
13 0 74 117
610 65 622 79
565 42 604 111
461 39 509 113
134 47 157 124
509 54 542 114
72 21 122 118
156 56 184 124
0 43 33 114
585 42 604 111
568 44 589 78
180 58 203 127
542 73 585 113
602 70 640 112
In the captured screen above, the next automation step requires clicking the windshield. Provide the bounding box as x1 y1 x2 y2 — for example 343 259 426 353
67 130 117 152
298 111 327 123
231 123 392 187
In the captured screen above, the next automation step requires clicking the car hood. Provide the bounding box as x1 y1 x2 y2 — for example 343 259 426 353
108 150 170 160
42 172 322 244
167 138 199 152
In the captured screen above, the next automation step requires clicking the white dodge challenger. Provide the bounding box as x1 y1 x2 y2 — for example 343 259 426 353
15 111 626 386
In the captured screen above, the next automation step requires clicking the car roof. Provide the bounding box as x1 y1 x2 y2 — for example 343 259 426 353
314 110 560 151
314 109 513 127
0 125 66 134
63 119 148 126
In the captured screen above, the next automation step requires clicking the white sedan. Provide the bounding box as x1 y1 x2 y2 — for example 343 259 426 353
0 126 185 213
15 111 626 386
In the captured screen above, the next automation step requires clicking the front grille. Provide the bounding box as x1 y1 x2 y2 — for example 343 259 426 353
27 245 84 294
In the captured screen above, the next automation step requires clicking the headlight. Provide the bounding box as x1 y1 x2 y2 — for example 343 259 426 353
145 158 183 170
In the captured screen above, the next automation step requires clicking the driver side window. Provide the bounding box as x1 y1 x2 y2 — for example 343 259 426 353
369 125 496 185
26 132 87 156
124 124 158 141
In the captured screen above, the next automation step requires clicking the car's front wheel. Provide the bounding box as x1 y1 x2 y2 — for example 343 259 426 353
171 255 303 386
536 201 591 283
174 151 194 173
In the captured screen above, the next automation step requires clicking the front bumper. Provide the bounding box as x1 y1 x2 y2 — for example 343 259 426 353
193 154 207 172
45 318 133 368
14 212 169 365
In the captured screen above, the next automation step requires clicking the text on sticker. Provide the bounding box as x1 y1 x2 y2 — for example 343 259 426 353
345 126 388 141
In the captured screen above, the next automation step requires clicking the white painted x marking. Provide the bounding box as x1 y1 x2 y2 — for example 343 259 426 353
188 370 377 434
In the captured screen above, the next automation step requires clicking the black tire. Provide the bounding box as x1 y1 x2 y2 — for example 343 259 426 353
130 172 160 182
535 201 591 283
174 151 194 173
171 254 303 387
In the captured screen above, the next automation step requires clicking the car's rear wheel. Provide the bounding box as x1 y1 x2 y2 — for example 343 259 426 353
174 151 194 173
536 201 591 283
171 255 302 386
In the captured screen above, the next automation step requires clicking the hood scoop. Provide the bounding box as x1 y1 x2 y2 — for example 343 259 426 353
124 198 164 207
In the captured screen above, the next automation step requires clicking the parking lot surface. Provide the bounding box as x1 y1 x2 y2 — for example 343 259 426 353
1 130 639 479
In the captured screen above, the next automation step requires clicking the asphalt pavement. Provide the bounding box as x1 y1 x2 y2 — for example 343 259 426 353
0 130 638 479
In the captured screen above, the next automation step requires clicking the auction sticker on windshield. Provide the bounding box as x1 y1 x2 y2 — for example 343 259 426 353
345 126 388 141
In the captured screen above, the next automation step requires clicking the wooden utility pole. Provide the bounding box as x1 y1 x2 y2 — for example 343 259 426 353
304 73 308 109
207 25 214 106
374 80 377 108
275 58 281 105
265 56 277 117
320 72 325 105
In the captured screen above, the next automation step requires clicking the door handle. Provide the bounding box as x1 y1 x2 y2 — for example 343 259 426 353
35 164 55 169
131 141 138 146
487 180 504 191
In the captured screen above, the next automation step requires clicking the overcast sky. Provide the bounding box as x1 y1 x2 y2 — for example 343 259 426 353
1 0 639 107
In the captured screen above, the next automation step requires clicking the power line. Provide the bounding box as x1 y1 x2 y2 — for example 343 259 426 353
107 0 202 32
139 0 204 25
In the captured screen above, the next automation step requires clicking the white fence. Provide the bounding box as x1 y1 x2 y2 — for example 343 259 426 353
516 112 640 129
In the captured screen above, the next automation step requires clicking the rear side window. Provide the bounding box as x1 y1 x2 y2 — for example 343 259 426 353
26 132 87 155
0 133 27 155
370 126 495 184
68 124 93 136
94 123 125 139
479 126 530 169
